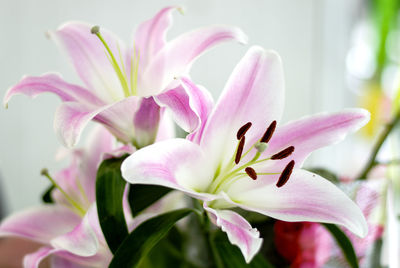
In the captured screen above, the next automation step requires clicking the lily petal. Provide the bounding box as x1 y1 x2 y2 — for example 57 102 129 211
155 77 213 134
0 205 80 244
134 6 179 68
51 205 99 257
79 126 115 203
155 110 176 142
93 96 142 146
133 97 161 148
226 169 368 238
23 247 59 268
3 73 104 108
204 204 263 263
200 47 285 168
121 138 216 201
51 22 127 102
142 25 247 94
54 102 106 148
261 109 370 171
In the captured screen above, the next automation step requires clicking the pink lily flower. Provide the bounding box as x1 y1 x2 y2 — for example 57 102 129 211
3 6 246 148
0 127 125 267
121 46 370 263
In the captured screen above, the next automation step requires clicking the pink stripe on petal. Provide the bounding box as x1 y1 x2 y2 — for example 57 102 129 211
200 47 285 166
134 6 179 68
133 97 161 148
142 25 247 94
51 205 99 257
0 206 80 244
54 102 107 148
204 204 262 263
260 109 370 171
155 78 213 134
226 169 368 238
3 73 104 108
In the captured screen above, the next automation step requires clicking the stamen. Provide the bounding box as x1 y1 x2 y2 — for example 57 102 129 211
245 167 257 180
41 168 86 216
276 160 295 188
271 146 295 160
235 136 245 164
236 122 252 140
261 120 277 143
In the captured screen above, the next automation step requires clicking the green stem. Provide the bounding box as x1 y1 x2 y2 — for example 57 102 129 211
356 109 400 180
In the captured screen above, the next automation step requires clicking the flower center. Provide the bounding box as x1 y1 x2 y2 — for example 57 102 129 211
208 121 296 194
91 26 140 98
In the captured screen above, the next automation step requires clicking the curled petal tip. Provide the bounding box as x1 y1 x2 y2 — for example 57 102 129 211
235 27 248 45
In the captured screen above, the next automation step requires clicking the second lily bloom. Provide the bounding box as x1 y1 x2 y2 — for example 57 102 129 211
121 46 370 263
4 7 246 148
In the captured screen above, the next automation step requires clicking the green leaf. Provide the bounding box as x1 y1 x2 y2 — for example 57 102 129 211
210 230 275 268
323 223 359 268
42 185 55 204
96 155 129 254
109 208 193 268
128 184 171 217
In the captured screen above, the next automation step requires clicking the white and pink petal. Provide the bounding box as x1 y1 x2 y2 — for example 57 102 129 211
3 73 104 108
51 22 128 102
261 109 370 171
0 205 80 244
121 138 217 201
141 25 247 95
155 77 213 134
199 47 285 168
204 204 262 263
225 169 368 238
50 205 100 257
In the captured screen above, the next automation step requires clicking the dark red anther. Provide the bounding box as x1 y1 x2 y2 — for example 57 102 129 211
245 167 257 180
237 122 252 140
260 120 277 143
276 160 295 188
235 136 245 164
271 146 295 160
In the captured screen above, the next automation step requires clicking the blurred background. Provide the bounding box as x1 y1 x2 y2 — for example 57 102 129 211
0 0 399 217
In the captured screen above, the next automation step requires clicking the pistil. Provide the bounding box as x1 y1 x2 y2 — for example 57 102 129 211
91 26 131 98
41 168 86 216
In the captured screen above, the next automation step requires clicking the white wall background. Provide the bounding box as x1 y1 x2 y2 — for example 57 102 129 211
0 0 363 214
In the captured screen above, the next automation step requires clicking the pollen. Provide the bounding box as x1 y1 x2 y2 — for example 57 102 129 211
261 120 276 143
237 122 252 140
276 160 295 187
235 136 245 164
271 146 295 160
245 167 257 180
